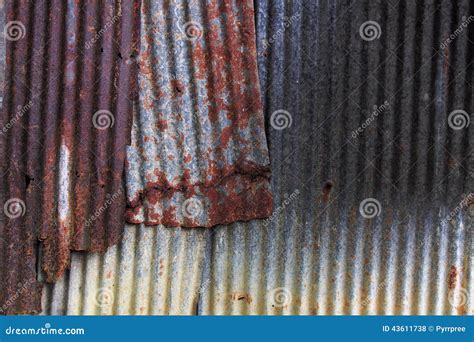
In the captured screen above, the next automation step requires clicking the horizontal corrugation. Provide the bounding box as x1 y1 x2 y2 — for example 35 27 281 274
42 0 472 315
0 0 139 314
125 0 273 227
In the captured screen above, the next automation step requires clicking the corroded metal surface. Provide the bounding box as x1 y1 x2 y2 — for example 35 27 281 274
42 0 472 316
0 0 139 314
125 0 272 227
0 0 4 108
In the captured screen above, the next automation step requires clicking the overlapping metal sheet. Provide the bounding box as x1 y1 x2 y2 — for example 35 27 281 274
40 0 473 316
125 0 272 228
0 0 139 314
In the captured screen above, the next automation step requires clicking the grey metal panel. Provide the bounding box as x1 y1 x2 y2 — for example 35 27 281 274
41 0 473 315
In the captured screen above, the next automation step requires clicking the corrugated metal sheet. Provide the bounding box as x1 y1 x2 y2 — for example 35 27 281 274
0 0 139 314
42 224 207 315
0 0 4 108
41 0 472 315
125 0 272 228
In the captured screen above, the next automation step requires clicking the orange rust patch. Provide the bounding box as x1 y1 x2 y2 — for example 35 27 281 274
448 265 458 290
230 292 253 305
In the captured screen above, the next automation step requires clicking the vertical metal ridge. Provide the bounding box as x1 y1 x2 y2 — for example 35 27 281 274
1 0 139 314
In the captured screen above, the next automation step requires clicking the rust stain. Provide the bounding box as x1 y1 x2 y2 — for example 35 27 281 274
125 0 272 228
448 265 458 290
322 181 334 203
0 0 140 314
230 292 253 305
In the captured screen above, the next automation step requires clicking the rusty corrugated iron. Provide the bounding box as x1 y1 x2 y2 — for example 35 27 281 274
0 0 139 314
41 0 472 316
125 0 272 227
0 0 4 108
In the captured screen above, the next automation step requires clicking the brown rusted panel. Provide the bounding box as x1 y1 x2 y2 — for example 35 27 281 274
125 0 273 228
0 0 139 314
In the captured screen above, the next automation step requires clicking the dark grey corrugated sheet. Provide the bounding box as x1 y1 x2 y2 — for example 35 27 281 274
42 0 472 315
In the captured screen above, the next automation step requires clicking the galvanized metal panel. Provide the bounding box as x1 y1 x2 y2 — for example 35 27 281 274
0 0 139 314
42 224 207 315
125 0 273 228
42 0 472 315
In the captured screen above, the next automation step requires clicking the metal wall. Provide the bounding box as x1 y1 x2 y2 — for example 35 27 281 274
41 0 473 315
0 0 139 314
